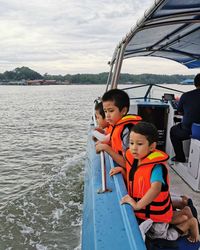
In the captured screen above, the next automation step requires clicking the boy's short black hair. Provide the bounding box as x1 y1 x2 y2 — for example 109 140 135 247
131 121 158 145
95 101 105 119
194 73 200 87
102 89 130 113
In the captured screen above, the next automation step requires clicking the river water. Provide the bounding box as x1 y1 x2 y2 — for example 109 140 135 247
0 85 105 250
0 84 194 250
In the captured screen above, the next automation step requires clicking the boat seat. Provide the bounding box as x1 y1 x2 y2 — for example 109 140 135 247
191 123 200 140
183 123 200 159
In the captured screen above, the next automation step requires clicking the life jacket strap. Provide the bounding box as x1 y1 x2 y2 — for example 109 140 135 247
134 195 171 218
135 198 172 216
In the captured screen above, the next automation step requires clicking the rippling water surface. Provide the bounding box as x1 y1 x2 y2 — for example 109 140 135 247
0 85 105 250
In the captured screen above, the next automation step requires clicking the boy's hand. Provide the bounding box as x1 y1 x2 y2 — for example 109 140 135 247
95 142 108 153
120 194 137 209
121 194 133 204
109 167 123 176
92 136 98 142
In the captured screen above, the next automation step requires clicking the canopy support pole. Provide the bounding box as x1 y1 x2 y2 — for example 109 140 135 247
110 41 126 89
105 61 114 92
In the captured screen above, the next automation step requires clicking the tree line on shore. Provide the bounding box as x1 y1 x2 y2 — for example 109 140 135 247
0 66 195 85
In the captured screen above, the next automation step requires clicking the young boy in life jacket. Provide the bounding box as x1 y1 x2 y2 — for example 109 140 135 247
95 89 142 168
95 101 109 131
118 122 199 242
92 101 113 142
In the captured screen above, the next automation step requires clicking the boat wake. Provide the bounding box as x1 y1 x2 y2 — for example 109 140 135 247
0 152 85 250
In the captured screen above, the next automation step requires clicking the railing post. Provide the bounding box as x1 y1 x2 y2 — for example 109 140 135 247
93 100 111 193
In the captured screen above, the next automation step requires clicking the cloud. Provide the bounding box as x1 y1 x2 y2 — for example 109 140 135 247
0 0 198 75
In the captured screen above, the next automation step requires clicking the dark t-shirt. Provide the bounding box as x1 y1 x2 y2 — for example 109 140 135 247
177 88 200 130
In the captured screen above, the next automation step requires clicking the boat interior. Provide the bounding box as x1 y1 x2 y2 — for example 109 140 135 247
125 83 200 192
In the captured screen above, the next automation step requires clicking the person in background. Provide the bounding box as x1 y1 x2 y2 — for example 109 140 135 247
116 122 199 242
170 73 200 163
95 89 142 168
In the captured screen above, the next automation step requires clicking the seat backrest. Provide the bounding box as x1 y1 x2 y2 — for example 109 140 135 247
191 123 200 140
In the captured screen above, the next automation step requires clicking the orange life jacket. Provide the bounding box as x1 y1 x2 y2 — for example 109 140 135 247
110 114 142 155
125 149 173 223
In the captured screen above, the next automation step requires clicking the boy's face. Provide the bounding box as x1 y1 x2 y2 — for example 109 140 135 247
103 100 126 126
95 110 108 129
129 131 156 160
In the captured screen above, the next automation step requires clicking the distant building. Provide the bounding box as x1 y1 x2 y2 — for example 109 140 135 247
41 80 57 85
26 79 70 85
27 80 44 85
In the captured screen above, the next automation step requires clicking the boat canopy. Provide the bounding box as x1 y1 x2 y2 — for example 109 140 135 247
112 0 200 68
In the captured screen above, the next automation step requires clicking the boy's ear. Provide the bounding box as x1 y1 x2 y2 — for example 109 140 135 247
150 142 156 151
121 107 128 115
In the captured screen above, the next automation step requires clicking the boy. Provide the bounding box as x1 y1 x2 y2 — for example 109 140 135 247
94 101 110 131
118 122 199 242
92 101 112 143
95 89 142 168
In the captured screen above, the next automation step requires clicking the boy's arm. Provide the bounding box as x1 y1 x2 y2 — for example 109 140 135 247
135 182 162 210
95 143 126 168
121 182 162 210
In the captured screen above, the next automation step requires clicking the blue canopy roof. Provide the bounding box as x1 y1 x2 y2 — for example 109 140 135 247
112 0 200 68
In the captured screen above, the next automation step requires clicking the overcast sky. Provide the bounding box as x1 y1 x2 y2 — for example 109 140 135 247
0 0 199 76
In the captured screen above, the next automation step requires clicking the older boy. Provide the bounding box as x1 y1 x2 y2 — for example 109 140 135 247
95 89 142 168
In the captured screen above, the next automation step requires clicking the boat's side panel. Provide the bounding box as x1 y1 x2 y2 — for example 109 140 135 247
82 128 146 250
81 137 96 249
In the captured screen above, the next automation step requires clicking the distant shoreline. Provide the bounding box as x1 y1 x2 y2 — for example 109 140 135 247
0 66 195 85
0 82 194 86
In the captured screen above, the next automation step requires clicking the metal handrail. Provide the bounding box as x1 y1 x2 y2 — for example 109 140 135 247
93 100 107 193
